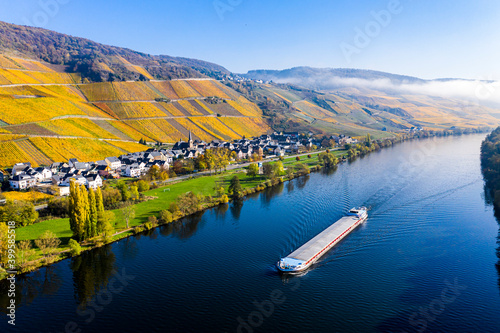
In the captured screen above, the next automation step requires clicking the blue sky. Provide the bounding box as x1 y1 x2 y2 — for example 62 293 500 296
0 0 499 79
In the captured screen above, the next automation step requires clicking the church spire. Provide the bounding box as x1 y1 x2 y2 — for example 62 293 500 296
188 131 193 148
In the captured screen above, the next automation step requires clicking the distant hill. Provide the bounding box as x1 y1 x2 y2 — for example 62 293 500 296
0 21 230 82
244 67 425 89
224 79 499 139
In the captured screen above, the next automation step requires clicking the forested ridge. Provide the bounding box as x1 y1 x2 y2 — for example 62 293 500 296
0 21 229 82
481 127 500 209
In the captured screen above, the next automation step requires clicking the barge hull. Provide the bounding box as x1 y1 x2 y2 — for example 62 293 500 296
279 213 366 272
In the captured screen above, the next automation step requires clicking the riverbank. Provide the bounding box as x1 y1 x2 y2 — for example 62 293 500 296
481 127 500 211
1 150 344 279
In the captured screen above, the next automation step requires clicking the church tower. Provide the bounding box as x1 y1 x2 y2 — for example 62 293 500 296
188 131 193 149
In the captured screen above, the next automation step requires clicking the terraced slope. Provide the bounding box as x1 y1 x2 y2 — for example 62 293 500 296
0 57 270 167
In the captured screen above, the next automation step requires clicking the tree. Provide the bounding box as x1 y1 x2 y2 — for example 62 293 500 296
228 176 243 198
101 211 115 243
121 205 135 229
168 202 179 214
247 163 259 178
0 223 8 268
117 180 131 201
318 152 338 167
88 189 98 239
69 181 78 238
95 187 106 234
16 240 35 268
177 192 202 215
159 210 173 223
137 180 150 192
274 161 284 176
216 186 225 197
34 230 61 262
68 239 82 256
220 194 229 203
130 185 139 201
0 200 38 227
365 133 372 147
69 181 87 241
147 165 161 181
101 186 121 208
295 163 310 175
262 162 275 179
80 185 90 240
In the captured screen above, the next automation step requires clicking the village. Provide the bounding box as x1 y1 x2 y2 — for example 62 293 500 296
0 132 358 197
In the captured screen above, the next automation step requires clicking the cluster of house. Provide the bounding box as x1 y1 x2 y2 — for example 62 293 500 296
1 131 357 197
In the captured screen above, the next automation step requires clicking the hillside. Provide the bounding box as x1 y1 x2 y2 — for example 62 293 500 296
244 67 426 86
0 21 230 82
225 80 499 138
0 56 269 168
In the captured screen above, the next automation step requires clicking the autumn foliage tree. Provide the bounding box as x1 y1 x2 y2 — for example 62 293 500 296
69 181 107 241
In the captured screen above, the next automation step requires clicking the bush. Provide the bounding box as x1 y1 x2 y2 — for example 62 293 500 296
137 180 150 192
296 156 300 161
148 215 158 227
220 194 229 203
307 154 312 158
45 197 69 218
168 202 179 214
134 226 144 234
144 222 153 230
159 210 173 223
68 239 82 256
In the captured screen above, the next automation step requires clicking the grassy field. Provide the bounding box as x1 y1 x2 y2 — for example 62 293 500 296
15 168 271 245
15 151 346 242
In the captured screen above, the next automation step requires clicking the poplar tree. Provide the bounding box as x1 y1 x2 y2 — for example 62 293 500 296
88 189 98 238
69 181 82 239
95 187 105 234
77 184 88 241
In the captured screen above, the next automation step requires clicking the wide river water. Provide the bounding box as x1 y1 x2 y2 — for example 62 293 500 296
2 133 500 333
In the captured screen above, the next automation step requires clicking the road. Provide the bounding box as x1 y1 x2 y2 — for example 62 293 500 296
157 149 334 185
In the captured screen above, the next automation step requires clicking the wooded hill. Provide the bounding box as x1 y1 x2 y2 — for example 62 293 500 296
0 21 230 82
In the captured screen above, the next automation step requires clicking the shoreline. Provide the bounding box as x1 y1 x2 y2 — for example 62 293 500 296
1 129 491 280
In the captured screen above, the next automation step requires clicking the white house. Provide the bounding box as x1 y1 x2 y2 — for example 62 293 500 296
12 163 31 176
61 175 87 187
85 174 103 190
125 164 141 178
34 167 52 181
9 174 37 190
56 186 70 196
105 157 122 170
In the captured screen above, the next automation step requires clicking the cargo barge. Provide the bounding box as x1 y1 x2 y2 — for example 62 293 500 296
277 207 368 273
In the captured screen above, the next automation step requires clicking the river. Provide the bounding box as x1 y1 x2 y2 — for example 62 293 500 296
1 133 500 333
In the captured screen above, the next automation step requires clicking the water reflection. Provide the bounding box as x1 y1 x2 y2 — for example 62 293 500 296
494 209 500 296
261 182 284 206
0 266 62 312
230 199 244 220
172 212 205 239
214 203 229 220
483 183 500 296
71 245 116 306
296 174 310 189
118 237 139 261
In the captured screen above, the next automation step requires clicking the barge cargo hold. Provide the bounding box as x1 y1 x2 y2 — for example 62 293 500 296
277 207 368 273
